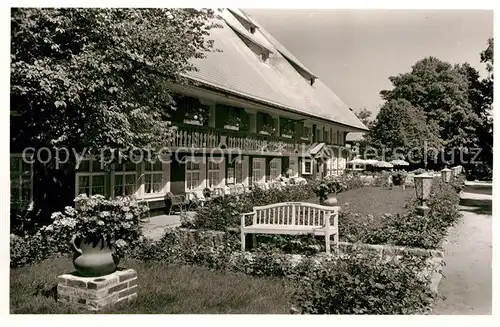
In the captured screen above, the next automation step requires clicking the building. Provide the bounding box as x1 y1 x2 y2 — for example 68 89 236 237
10 9 367 212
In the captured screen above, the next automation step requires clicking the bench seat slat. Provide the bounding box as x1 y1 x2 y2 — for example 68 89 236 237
243 225 338 236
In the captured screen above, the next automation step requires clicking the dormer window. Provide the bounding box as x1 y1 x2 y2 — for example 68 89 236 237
250 26 256 34
310 78 316 86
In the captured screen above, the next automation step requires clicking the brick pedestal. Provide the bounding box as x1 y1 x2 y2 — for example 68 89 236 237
57 268 138 311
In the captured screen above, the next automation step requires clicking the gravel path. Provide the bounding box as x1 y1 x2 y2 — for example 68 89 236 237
433 206 492 315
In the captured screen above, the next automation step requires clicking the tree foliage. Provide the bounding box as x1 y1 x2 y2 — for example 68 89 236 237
11 8 221 155
372 40 493 170
368 99 442 161
354 108 373 128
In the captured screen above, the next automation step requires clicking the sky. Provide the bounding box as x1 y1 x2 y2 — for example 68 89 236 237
244 9 493 116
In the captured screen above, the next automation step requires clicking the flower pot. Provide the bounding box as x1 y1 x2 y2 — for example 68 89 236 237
183 119 202 126
281 134 292 139
72 234 119 277
259 131 270 135
224 125 239 131
322 193 338 206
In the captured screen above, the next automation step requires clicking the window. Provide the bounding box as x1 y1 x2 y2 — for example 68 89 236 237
302 126 311 140
114 161 137 197
235 159 244 184
252 158 265 184
302 159 313 175
10 155 32 204
186 159 202 191
269 158 281 181
288 157 298 177
76 159 107 197
208 159 222 188
144 161 166 194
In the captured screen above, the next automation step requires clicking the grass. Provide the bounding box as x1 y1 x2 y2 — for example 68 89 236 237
10 257 293 314
306 186 415 222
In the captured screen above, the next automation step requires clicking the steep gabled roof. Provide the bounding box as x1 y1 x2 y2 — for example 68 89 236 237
183 9 368 131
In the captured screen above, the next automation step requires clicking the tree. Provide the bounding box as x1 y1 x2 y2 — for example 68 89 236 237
354 108 373 128
11 8 220 155
380 56 480 151
368 99 442 164
10 8 220 224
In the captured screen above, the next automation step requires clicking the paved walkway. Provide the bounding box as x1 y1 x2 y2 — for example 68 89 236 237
433 194 492 314
142 214 183 241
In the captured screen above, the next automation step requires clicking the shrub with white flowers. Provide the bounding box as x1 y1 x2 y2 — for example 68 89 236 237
41 194 148 256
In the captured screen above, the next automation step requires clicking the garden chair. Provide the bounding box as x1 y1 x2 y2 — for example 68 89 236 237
235 184 245 194
164 192 187 215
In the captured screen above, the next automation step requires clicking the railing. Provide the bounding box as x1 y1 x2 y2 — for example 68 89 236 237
167 124 310 154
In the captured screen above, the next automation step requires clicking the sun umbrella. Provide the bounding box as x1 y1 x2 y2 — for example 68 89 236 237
364 159 380 166
348 158 367 165
390 159 410 166
374 161 394 168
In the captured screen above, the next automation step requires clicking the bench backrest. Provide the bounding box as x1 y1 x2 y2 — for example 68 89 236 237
252 202 339 227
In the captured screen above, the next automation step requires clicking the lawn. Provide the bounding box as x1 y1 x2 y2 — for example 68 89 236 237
307 186 414 217
10 257 293 314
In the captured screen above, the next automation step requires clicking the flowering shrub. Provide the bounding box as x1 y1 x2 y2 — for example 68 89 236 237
42 194 148 256
11 195 149 267
341 177 462 249
391 170 407 186
131 228 441 314
293 249 439 314
313 174 362 203
189 184 316 230
372 171 391 187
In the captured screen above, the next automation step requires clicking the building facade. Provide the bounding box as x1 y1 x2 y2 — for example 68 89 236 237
10 9 367 211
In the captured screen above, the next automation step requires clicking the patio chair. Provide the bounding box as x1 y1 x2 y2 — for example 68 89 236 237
235 184 245 194
164 192 187 215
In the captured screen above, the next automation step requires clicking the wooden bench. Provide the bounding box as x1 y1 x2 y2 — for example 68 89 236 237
240 202 340 253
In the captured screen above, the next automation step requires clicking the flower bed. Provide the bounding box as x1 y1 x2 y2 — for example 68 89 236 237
189 174 364 230
129 227 442 314
339 177 462 249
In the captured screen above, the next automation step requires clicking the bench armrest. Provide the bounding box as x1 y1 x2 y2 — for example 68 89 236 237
240 212 255 228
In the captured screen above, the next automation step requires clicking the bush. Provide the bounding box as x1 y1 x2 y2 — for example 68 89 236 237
190 185 316 230
43 194 148 256
293 249 439 314
391 170 407 186
10 201 35 236
466 162 492 181
10 195 149 268
313 174 363 203
334 177 462 249
372 171 391 188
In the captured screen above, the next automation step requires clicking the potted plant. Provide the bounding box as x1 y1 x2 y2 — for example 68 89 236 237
183 106 209 126
224 116 241 131
392 170 407 186
259 124 276 136
44 194 148 277
301 130 312 141
281 127 293 139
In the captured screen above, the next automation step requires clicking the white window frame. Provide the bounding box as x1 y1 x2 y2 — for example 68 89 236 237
10 154 33 204
234 159 244 184
252 158 265 184
269 158 281 181
288 156 299 178
143 161 167 197
112 161 138 197
207 158 222 188
302 158 313 175
185 158 202 191
76 159 107 197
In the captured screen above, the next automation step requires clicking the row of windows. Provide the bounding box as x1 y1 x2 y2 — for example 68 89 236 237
10 155 305 204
